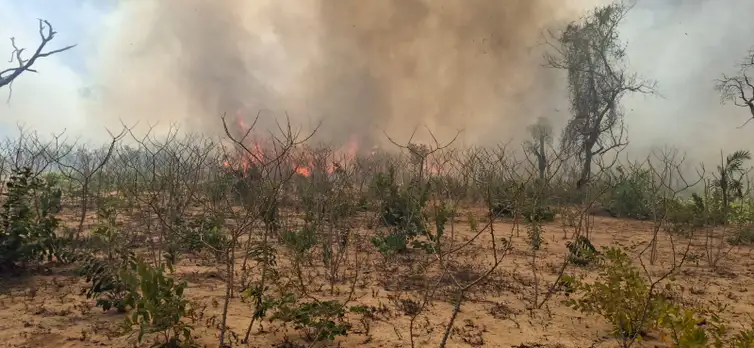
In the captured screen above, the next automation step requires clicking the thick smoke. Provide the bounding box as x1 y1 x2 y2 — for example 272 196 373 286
90 0 604 148
3 0 754 163
619 0 754 161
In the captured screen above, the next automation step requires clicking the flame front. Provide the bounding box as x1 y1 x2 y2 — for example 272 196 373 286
224 111 365 177
296 167 311 176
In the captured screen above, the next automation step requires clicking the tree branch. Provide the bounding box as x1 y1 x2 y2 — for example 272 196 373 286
0 19 76 98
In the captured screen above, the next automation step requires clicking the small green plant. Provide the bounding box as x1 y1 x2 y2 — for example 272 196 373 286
349 305 379 336
411 202 451 253
657 301 754 348
78 250 138 312
565 247 665 343
121 258 195 347
0 167 62 272
269 295 351 342
174 214 228 261
489 181 519 218
727 225 754 245
526 219 544 251
370 167 429 255
282 223 317 256
657 303 713 347
371 232 409 258
601 166 653 220
566 235 598 266
523 204 556 223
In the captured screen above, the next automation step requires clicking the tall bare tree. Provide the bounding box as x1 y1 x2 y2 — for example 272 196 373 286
544 1 655 188
716 49 754 127
0 19 75 92
524 116 553 180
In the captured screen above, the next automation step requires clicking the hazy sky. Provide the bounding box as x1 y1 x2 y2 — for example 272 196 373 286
0 0 753 162
0 0 114 138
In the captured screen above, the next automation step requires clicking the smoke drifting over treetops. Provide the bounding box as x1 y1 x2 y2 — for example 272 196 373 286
2 0 753 161
90 0 606 148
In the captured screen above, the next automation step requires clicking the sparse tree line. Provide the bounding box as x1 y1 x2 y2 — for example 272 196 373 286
0 113 752 347
1 1 754 347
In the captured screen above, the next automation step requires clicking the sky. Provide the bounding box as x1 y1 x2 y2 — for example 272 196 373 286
0 0 753 163
0 0 114 139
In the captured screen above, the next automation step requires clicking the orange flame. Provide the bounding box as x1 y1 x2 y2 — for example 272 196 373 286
296 167 311 176
224 111 374 177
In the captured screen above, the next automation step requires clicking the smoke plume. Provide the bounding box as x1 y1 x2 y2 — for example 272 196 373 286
89 0 604 148
4 0 752 163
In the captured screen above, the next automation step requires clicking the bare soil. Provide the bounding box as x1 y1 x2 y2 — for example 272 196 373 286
1 209 752 348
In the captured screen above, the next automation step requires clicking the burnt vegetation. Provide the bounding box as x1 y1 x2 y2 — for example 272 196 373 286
3 2 754 348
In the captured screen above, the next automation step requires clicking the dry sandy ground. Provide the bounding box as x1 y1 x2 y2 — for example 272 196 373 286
1 211 753 348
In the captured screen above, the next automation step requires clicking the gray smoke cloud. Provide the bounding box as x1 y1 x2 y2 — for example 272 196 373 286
1 0 753 163
619 0 754 161
88 0 606 149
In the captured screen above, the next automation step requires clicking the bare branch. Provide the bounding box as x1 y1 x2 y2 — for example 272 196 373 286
0 19 76 98
716 49 754 126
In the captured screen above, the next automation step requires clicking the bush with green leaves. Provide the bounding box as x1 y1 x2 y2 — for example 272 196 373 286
565 247 666 342
121 259 195 347
488 180 520 218
411 202 451 253
172 214 228 261
657 300 754 348
80 250 195 347
566 235 598 267
726 200 754 245
78 250 138 312
664 197 705 227
74 197 142 312
728 225 754 246
269 294 351 342
369 167 429 255
523 203 556 223
282 223 318 257
0 167 63 272
600 166 653 220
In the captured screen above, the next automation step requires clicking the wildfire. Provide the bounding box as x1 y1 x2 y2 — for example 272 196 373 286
295 167 311 176
222 112 364 178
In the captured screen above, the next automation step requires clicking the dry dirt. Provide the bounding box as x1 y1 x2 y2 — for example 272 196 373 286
1 208 753 348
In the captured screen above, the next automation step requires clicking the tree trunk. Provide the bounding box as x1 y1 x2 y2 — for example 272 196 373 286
538 136 547 180
577 147 593 189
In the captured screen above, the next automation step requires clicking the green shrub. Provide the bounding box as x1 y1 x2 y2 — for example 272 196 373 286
121 259 195 347
727 225 754 245
78 251 138 312
566 235 598 267
369 167 429 255
282 223 318 256
600 166 653 220
269 295 351 342
657 301 754 348
565 247 666 341
175 214 228 260
411 202 451 253
523 204 556 223
0 167 62 272
728 199 754 225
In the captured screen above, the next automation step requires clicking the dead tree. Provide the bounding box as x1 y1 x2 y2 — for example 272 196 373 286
0 19 76 92
524 116 553 180
544 2 655 188
716 49 754 128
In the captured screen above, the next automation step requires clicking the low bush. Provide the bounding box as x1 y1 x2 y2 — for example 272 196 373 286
269 294 351 343
564 247 666 342
566 235 598 267
0 167 63 272
370 167 429 255
600 166 653 220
